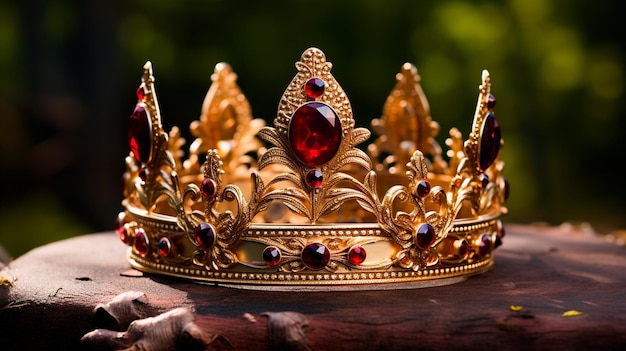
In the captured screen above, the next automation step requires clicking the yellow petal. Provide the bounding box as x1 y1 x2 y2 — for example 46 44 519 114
509 305 523 312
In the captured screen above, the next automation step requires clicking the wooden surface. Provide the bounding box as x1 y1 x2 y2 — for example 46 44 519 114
1 224 626 350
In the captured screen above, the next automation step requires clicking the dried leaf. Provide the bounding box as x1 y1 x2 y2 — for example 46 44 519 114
562 310 583 317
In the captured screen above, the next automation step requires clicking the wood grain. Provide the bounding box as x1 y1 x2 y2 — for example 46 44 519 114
1 224 625 350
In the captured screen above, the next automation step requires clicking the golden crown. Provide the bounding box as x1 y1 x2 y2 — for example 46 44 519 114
116 47 508 289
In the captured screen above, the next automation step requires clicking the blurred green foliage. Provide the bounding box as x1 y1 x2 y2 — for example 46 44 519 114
0 0 624 258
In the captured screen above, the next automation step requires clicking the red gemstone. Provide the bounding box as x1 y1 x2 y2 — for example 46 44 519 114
136 83 148 101
415 223 436 249
493 233 503 249
115 212 131 245
263 246 281 266
301 242 330 270
201 179 217 197
477 233 492 256
457 239 469 257
305 78 325 99
478 113 501 171
134 228 149 256
348 246 367 265
158 237 171 257
115 212 126 235
195 223 216 249
305 169 323 188
498 221 506 238
128 103 152 163
487 93 496 110
289 102 342 166
416 180 431 198
120 224 130 244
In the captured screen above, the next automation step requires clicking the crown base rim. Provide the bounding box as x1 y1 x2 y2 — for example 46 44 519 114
127 249 494 290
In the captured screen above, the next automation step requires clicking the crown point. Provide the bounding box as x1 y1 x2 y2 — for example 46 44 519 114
482 69 490 82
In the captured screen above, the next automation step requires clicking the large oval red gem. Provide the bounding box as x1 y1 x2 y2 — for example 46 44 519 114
301 242 331 270
289 102 342 167
128 103 152 163
478 113 501 171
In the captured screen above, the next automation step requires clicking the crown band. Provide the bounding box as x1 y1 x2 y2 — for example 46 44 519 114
117 47 508 289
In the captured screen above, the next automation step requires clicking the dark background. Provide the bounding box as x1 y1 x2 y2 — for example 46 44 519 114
1 0 624 257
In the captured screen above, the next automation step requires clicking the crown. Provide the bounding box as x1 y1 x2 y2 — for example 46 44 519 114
116 47 508 289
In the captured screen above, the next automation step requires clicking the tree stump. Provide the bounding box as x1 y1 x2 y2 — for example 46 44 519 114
1 224 625 350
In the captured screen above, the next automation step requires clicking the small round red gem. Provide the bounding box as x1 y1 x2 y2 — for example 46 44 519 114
263 246 281 267
136 83 148 101
301 242 330 270
134 228 149 256
158 237 172 257
289 101 342 167
305 77 325 99
457 239 469 257
201 179 217 197
194 223 216 249
120 225 131 245
477 233 492 256
305 169 323 188
348 246 367 265
415 223 436 249
128 103 152 163
416 180 431 198
498 220 506 238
